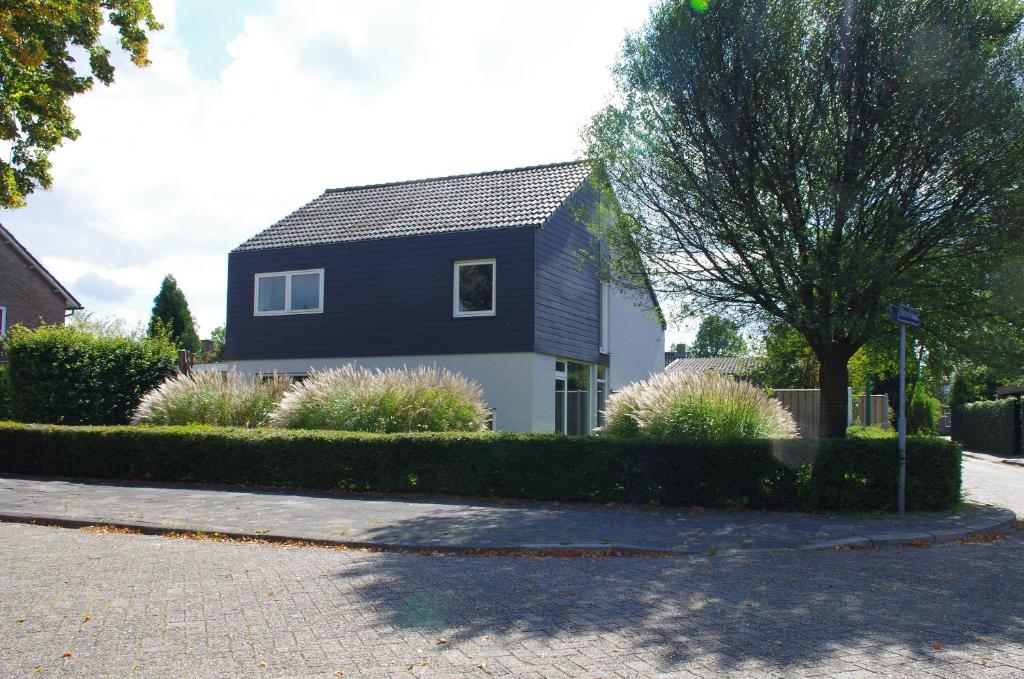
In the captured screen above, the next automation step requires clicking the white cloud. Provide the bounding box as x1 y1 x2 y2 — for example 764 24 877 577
1 0 656 339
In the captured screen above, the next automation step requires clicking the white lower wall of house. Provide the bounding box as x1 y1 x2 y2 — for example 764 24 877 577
220 352 550 433
607 285 665 392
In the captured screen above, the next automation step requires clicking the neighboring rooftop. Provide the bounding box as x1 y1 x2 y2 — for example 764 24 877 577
235 160 593 251
0 224 82 310
665 356 758 376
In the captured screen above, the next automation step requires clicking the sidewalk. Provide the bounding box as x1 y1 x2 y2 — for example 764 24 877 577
0 476 1014 554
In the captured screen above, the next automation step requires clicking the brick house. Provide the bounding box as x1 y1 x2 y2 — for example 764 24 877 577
0 224 82 338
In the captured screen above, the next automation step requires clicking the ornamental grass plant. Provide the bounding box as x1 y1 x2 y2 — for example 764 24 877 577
133 370 292 427
269 365 489 433
604 371 797 440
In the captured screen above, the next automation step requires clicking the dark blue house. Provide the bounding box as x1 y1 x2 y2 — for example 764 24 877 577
223 161 664 433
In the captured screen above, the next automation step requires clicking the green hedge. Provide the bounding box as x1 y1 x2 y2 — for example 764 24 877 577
0 423 961 512
4 324 176 425
953 397 1021 454
0 365 10 420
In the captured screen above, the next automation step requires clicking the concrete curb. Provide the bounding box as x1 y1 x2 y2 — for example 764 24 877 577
0 508 1016 557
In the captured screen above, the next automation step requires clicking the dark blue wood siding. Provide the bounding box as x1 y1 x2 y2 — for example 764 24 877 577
226 227 536 360
533 189 601 363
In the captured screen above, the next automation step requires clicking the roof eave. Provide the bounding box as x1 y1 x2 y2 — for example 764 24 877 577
0 223 83 311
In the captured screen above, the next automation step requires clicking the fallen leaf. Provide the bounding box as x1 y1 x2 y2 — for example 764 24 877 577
34 667 41 673
525 587 533 592
980 659 988 666
933 642 944 651
267 592 274 598
81 615 90 623
334 671 344 677
61 651 72 658
436 638 449 645
258 661 268 669
16 618 25 623
565 592 575 598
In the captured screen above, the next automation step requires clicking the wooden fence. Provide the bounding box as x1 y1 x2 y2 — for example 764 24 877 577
771 389 889 438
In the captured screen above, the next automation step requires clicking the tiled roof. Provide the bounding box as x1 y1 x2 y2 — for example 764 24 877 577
0 223 82 310
665 356 758 376
235 160 593 251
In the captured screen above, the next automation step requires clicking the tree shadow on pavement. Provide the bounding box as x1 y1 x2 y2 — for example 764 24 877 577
331 530 1024 674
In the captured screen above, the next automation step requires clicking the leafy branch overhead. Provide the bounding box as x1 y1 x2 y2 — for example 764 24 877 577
0 1 162 207
586 0 1024 437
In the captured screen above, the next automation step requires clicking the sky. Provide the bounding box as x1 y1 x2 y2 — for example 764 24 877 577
3 0 696 347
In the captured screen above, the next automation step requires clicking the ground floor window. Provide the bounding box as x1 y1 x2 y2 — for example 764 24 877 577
554 359 596 435
596 366 608 429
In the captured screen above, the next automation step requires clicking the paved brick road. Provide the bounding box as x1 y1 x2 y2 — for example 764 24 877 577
2 521 1023 678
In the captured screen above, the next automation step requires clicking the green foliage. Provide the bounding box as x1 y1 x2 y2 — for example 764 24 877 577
0 423 961 512
847 425 896 439
604 371 797 440
585 0 1024 437
133 371 292 427
907 388 941 434
0 1 162 207
749 322 819 389
148 275 200 353
691 316 747 357
952 397 1021 454
4 322 176 425
270 365 489 433
209 326 226 361
0 365 10 420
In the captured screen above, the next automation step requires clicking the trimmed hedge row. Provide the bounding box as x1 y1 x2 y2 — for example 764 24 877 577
0 423 962 512
952 397 1022 455
4 324 176 425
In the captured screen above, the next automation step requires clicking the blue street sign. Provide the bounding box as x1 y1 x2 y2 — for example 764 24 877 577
888 303 920 327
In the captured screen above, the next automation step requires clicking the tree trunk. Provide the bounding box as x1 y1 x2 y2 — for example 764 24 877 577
816 347 852 438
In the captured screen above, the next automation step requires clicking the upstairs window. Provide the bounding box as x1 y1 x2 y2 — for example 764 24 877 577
453 259 495 317
254 269 324 316
0 305 6 337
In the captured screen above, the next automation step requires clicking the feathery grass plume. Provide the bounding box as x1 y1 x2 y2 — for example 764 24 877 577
269 364 489 433
132 370 292 427
604 370 797 440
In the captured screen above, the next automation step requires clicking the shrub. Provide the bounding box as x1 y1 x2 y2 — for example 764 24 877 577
0 423 961 512
907 389 940 435
847 424 895 439
604 371 797 440
270 365 489 432
0 365 10 420
133 370 292 427
953 397 1021 454
4 323 176 425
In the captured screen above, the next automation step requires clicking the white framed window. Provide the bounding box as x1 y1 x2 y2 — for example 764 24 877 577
254 269 324 316
0 306 6 337
453 259 496 317
554 359 591 435
596 365 608 430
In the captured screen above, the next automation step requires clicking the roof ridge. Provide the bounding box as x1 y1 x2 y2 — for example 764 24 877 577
324 159 589 194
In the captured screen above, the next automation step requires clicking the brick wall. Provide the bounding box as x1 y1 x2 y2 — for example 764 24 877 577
0 240 68 332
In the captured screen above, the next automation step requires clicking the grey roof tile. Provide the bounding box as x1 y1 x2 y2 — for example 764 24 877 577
235 160 592 251
665 356 758 376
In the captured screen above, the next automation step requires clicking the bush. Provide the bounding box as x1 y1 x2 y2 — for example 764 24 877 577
133 370 292 427
605 371 797 439
4 323 176 425
270 365 488 432
847 424 895 439
953 397 1021 454
907 389 940 434
0 365 10 420
0 423 961 512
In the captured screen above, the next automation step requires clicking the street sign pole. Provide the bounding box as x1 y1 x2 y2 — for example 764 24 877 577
897 324 906 515
888 303 918 516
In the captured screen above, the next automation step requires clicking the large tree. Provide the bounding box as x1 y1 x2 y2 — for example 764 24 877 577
148 274 199 353
0 1 161 207
586 0 1024 437
691 315 747 357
